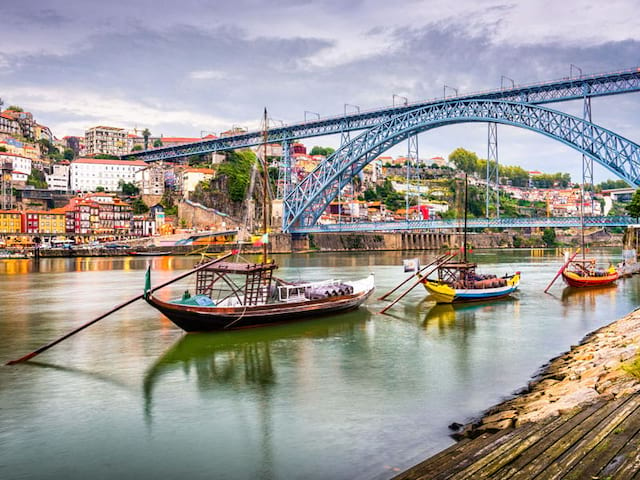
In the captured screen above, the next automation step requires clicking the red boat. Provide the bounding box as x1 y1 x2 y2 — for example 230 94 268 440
561 258 618 288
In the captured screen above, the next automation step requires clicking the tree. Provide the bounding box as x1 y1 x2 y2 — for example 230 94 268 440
449 148 479 174
310 146 335 157
0 146 6 152
626 189 640 218
131 198 149 214
7 105 22 112
132 145 143 151
63 148 74 160
27 170 48 189
153 139 163 148
142 128 151 150
118 180 139 196
542 227 557 247
96 186 105 192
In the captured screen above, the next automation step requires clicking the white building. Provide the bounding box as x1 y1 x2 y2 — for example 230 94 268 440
85 126 131 156
45 161 70 191
70 158 147 192
0 152 32 181
180 167 215 198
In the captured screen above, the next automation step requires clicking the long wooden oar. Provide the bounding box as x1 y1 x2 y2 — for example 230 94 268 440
378 253 451 301
544 248 580 293
379 254 455 315
6 250 236 365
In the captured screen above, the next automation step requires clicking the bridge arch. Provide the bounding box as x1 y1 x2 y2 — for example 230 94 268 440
283 99 640 232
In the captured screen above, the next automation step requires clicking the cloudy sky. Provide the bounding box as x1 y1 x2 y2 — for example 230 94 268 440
1 0 639 181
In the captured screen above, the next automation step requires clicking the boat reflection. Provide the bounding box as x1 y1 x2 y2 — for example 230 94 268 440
143 311 371 418
561 284 618 304
422 297 519 333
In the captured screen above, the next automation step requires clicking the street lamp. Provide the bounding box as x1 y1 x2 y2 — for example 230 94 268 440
392 94 408 107
304 111 320 122
500 75 515 89
443 85 458 97
344 103 360 115
570 64 583 78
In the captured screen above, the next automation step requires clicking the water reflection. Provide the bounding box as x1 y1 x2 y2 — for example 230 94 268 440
143 311 371 418
422 298 520 334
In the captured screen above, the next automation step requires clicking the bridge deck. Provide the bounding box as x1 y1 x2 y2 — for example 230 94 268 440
393 392 640 480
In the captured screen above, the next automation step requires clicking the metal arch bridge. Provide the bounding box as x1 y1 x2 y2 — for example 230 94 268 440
125 67 640 162
283 99 640 231
293 216 637 234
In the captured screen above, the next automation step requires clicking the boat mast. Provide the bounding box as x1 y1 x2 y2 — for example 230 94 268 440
463 173 468 263
262 108 269 263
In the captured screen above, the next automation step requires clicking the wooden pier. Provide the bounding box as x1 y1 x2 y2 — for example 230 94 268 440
394 392 640 479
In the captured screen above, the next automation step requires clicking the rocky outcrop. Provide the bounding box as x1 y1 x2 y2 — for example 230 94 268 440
453 309 640 439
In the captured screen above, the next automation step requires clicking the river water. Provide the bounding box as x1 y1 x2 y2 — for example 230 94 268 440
1 249 638 480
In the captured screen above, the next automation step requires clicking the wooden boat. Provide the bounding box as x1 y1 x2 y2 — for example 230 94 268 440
418 174 520 304
128 251 172 256
561 258 618 288
0 249 31 260
420 261 520 304
144 259 375 331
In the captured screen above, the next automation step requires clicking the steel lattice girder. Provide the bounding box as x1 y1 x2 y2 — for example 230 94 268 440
292 216 635 233
127 68 640 163
283 99 640 232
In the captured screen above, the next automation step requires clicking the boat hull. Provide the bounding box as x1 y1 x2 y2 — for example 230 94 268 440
561 270 618 288
145 284 375 332
422 274 520 304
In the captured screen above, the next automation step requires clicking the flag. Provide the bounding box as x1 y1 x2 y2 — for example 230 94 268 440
253 233 269 246
403 258 420 272
144 265 151 295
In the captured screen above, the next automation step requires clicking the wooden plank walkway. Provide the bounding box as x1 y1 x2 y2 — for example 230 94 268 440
393 392 640 479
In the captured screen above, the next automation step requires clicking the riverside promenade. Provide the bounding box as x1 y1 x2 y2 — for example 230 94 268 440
394 308 640 479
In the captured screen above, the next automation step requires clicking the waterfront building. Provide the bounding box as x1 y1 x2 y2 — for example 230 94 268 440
0 210 22 233
70 157 147 192
85 126 131 156
2 110 36 139
21 210 66 234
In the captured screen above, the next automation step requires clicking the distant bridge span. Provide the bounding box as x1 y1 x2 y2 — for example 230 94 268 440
284 100 640 232
292 216 637 234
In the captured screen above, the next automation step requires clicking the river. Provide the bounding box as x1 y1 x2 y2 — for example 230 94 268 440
1 249 638 480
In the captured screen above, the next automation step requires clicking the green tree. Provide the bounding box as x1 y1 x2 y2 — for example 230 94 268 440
26 170 48 189
96 186 105 192
310 146 335 157
542 227 557 247
63 148 74 160
625 189 640 218
153 139 163 148
131 198 149 214
94 154 119 160
0 146 6 152
7 105 22 112
118 180 139 196
142 128 151 150
132 145 143 151
215 150 255 202
449 148 479 174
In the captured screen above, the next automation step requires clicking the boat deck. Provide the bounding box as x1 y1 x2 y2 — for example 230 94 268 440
393 392 640 479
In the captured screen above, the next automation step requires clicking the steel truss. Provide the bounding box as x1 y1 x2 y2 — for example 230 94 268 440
126 68 640 163
283 100 640 232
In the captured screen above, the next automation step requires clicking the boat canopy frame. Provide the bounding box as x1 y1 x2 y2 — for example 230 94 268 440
195 261 278 306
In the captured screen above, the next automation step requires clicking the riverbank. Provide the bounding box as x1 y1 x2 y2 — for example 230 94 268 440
453 307 640 439
393 307 640 479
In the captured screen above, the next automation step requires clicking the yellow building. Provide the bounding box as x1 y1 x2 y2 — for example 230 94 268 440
0 210 22 233
37 210 66 234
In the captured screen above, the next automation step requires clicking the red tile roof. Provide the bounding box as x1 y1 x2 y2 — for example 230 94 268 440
73 158 147 166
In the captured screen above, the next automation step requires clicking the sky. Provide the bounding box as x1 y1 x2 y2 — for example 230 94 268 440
0 0 639 183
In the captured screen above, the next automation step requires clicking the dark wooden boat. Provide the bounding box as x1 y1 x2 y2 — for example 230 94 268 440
144 259 375 332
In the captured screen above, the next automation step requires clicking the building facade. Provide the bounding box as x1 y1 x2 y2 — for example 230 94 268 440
85 126 131 156
70 158 147 192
